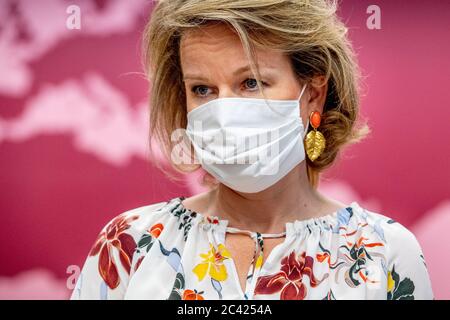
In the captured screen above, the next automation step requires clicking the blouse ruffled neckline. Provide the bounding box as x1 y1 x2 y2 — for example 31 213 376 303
173 196 360 239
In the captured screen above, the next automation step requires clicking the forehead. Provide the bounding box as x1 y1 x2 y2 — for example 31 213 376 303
179 23 287 71
180 23 241 53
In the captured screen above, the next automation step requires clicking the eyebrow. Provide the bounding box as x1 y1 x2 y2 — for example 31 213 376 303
182 64 274 82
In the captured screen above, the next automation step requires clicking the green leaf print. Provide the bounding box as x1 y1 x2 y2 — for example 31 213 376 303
137 234 152 248
387 265 415 300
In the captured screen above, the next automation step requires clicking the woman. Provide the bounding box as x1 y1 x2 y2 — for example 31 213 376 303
71 0 433 300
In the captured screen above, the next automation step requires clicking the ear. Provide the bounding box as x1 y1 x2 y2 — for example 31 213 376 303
304 75 328 115
299 76 328 132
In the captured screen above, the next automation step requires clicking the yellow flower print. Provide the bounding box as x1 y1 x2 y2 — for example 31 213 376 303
255 253 263 270
193 243 231 282
387 271 395 293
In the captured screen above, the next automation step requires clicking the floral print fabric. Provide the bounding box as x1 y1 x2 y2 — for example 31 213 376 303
71 196 433 300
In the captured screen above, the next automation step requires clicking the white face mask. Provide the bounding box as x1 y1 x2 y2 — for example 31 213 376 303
185 84 308 193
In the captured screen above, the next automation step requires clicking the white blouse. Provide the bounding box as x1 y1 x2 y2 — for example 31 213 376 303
70 196 434 300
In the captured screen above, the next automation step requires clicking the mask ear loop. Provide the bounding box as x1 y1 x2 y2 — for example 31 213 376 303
263 83 308 118
297 84 309 137
297 83 307 101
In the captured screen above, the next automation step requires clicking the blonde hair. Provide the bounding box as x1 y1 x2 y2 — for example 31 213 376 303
143 0 370 189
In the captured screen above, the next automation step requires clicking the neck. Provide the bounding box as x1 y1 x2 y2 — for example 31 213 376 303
207 162 329 234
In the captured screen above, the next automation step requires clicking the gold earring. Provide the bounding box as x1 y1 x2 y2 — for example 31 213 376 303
305 111 326 162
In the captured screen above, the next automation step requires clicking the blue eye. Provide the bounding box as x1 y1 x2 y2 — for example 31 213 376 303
191 79 268 97
245 78 258 89
192 85 211 97
243 78 267 91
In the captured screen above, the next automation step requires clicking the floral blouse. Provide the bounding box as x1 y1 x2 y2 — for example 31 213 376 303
70 196 433 300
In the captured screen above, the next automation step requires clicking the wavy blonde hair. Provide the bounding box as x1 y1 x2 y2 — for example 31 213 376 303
142 0 370 189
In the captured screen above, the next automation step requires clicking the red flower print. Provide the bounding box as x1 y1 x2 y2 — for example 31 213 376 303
206 216 219 224
134 256 144 272
149 223 164 238
182 289 205 300
254 251 328 300
316 252 331 264
89 214 139 289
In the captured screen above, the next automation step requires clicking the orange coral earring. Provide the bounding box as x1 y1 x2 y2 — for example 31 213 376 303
305 111 326 162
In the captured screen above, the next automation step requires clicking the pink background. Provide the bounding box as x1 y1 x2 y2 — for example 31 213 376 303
0 0 449 299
